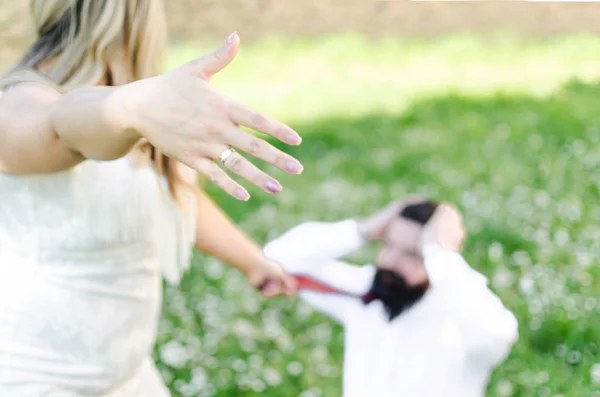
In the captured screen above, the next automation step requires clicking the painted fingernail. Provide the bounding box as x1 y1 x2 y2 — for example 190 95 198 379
226 31 237 46
285 134 302 145
235 188 249 201
285 160 303 174
266 180 282 193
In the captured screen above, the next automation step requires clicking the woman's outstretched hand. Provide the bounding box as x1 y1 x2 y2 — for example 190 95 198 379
115 32 304 200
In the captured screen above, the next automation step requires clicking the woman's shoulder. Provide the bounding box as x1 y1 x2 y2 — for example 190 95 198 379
0 83 60 106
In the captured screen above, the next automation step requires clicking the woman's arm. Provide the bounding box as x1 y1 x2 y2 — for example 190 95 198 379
194 190 263 274
193 189 295 296
0 83 130 174
0 33 303 201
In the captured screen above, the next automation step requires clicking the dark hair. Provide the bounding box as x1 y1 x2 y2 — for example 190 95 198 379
363 269 429 321
399 201 439 225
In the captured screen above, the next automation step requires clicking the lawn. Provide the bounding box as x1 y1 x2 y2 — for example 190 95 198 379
156 33 600 397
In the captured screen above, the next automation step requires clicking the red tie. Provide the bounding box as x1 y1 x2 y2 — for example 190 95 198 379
293 275 374 303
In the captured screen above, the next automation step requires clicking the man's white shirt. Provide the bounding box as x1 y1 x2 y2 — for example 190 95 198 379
264 219 518 397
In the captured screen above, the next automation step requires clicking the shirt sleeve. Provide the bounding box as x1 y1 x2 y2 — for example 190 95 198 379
263 220 374 324
422 244 519 366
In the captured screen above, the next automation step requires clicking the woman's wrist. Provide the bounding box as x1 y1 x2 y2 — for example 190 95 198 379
109 83 143 142
240 252 268 277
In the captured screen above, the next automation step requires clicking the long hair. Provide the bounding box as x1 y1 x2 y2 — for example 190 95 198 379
0 0 187 202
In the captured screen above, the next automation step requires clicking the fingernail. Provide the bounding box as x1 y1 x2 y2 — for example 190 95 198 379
226 31 237 46
266 180 282 193
235 188 249 200
285 160 303 174
285 134 302 145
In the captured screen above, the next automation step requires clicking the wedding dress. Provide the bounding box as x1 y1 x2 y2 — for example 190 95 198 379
0 148 196 396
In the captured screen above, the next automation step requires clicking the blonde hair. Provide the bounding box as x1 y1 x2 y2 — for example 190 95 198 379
1 0 188 202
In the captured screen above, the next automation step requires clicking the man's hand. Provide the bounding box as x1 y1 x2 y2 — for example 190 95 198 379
246 258 297 297
357 195 428 241
421 203 466 252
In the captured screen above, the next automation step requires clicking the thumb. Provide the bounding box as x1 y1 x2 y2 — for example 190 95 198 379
186 32 240 80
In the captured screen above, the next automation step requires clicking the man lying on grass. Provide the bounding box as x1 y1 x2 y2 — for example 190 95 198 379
263 199 518 397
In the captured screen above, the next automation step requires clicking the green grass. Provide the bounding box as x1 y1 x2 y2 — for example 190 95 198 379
156 34 600 397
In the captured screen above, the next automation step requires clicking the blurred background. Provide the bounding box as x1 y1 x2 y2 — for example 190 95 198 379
3 1 600 396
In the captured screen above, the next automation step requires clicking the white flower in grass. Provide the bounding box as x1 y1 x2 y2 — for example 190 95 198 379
528 134 543 150
236 374 252 391
190 367 208 389
584 297 597 311
233 319 255 337
527 299 543 315
266 346 283 358
287 361 304 376
204 258 225 280
215 369 232 387
519 275 535 296
299 389 322 397
276 334 295 353
591 363 600 384
511 251 532 267
240 338 257 353
557 198 582 222
488 243 503 262
563 296 577 312
535 371 549 384
316 363 338 377
492 266 514 289
247 377 265 392
310 323 333 343
232 358 248 373
159 340 190 369
203 356 218 369
567 351 581 365
241 296 260 314
529 317 542 331
263 367 283 386
553 228 570 247
571 139 586 156
496 379 513 397
537 387 551 397
534 191 551 208
575 251 592 269
312 345 329 361
248 354 263 370
372 148 395 168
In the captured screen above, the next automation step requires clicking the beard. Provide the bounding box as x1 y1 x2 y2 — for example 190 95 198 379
362 269 429 321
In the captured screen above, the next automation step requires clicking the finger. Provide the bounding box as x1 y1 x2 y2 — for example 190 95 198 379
257 279 269 291
193 158 250 201
220 125 303 174
260 281 282 298
282 275 297 295
226 101 302 146
210 146 284 194
183 32 240 80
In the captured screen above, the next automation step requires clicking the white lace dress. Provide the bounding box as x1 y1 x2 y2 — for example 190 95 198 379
0 149 197 396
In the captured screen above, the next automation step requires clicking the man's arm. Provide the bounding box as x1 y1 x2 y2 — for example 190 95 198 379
263 220 375 324
423 244 519 365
